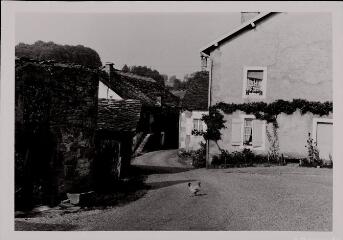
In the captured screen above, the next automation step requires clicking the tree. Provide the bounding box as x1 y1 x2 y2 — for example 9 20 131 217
173 78 183 90
122 64 130 72
187 71 209 84
162 74 168 85
122 65 166 86
15 41 102 68
167 75 191 90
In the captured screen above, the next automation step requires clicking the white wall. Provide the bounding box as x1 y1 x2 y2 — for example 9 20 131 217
98 81 122 100
210 12 332 104
179 110 208 151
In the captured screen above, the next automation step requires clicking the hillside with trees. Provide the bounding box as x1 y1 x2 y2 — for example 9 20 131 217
15 41 102 68
122 64 167 86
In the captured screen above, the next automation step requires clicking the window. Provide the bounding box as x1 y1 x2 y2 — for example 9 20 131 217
193 119 203 131
243 67 267 98
243 118 253 146
231 115 265 149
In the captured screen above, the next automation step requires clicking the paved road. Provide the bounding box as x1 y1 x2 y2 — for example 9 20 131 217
15 149 332 231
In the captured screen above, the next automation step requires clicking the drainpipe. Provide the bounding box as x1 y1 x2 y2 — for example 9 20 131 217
206 55 213 169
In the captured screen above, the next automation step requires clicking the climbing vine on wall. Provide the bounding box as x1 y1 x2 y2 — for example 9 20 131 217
192 99 333 143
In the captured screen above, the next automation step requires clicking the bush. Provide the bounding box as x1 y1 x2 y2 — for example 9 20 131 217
212 148 276 168
300 132 328 168
211 155 222 167
191 142 206 168
306 132 322 166
16 41 102 68
178 143 206 168
178 149 192 159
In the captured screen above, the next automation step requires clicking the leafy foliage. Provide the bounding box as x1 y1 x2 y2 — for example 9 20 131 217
212 148 268 168
190 142 207 168
213 99 332 123
192 107 226 142
15 41 102 68
122 65 166 86
122 64 130 72
178 142 206 168
166 71 209 91
198 99 333 143
300 133 322 167
166 75 185 90
266 122 281 163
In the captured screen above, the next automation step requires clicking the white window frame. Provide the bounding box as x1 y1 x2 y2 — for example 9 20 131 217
312 118 333 144
242 66 267 99
238 114 266 151
193 118 203 132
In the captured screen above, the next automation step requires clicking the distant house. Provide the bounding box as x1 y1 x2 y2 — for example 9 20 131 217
179 72 209 151
200 12 333 164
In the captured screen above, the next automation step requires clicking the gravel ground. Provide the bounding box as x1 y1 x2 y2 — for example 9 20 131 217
15 149 332 231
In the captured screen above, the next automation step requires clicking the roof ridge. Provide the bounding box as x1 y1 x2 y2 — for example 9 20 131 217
116 70 156 83
200 12 273 55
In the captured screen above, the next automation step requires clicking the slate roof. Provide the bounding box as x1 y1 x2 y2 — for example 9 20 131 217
181 75 209 111
99 70 179 108
97 99 142 132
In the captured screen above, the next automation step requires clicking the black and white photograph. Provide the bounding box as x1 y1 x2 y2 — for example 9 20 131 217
1 1 343 239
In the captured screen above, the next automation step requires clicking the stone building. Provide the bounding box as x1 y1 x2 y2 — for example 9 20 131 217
200 12 333 164
15 57 100 208
95 99 142 190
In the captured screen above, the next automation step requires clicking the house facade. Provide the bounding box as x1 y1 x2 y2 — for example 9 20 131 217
200 12 333 163
179 71 209 151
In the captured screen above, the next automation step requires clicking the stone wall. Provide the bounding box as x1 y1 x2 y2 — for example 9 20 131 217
15 58 99 208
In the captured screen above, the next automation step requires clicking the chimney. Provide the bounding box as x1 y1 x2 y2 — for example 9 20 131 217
105 62 114 79
241 12 260 23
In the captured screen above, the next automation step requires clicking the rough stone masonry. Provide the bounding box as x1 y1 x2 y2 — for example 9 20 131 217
15 58 100 208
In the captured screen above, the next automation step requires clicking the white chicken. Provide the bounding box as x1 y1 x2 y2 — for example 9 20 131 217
188 181 201 196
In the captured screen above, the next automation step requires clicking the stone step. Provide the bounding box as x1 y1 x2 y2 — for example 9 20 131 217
134 133 152 156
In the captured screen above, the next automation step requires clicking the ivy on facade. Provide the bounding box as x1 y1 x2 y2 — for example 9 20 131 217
192 99 333 142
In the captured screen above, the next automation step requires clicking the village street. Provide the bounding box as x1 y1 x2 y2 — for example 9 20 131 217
15 149 332 231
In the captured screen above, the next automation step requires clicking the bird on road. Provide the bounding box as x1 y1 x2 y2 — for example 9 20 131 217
188 181 201 196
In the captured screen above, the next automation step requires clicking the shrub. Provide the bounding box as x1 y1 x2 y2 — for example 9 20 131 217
191 142 206 168
211 155 223 167
178 149 192 159
300 133 323 167
322 154 333 168
178 143 206 168
213 148 271 168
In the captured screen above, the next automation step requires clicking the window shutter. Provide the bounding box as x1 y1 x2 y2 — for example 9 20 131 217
199 121 203 132
231 118 243 146
252 119 264 147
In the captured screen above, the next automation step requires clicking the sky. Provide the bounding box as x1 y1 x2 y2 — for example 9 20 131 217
15 12 241 79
